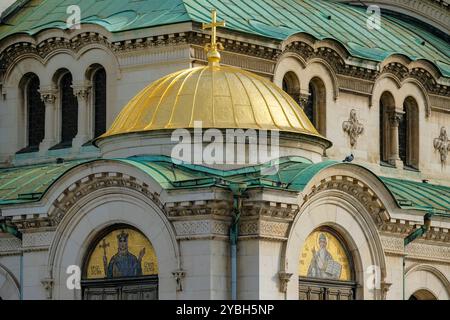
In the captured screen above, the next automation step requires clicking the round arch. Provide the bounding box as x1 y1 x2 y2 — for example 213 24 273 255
284 191 387 300
405 264 450 300
43 160 181 300
0 263 20 300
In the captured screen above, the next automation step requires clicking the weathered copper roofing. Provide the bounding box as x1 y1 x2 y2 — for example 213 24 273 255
0 156 449 215
0 0 449 76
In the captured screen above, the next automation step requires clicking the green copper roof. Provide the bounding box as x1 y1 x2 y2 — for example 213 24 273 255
0 159 91 205
0 155 448 216
0 0 449 76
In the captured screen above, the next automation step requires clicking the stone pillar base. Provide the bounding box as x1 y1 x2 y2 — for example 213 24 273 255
388 158 404 169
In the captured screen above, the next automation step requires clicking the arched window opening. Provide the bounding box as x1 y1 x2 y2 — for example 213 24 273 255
82 225 158 300
379 92 395 164
307 77 326 136
409 289 437 300
17 74 45 153
92 68 107 138
299 228 356 300
59 72 78 147
401 97 419 169
282 71 300 105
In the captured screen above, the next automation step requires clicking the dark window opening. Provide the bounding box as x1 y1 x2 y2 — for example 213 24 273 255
17 75 45 154
398 111 407 165
93 68 107 138
305 83 315 125
59 73 78 148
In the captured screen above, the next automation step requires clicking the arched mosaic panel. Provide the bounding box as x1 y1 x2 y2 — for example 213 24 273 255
85 227 158 279
299 230 352 281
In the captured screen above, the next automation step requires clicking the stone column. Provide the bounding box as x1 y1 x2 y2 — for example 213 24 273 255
72 83 92 150
39 87 58 153
388 111 404 168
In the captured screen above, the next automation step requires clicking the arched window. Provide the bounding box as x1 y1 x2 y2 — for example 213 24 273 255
379 92 395 164
18 74 45 153
409 289 437 300
82 225 158 300
93 68 107 138
400 97 419 169
282 71 300 105
299 228 355 300
17 73 45 153
307 77 326 136
60 73 78 147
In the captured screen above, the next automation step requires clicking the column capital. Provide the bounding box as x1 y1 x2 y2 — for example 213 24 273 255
298 92 310 108
38 86 58 105
71 82 92 101
388 110 404 127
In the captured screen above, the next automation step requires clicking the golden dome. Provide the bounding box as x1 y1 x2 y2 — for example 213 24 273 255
99 64 321 140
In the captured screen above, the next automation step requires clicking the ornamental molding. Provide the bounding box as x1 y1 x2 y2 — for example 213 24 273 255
241 200 299 220
0 237 21 255
22 231 54 249
433 126 450 165
380 235 450 263
282 40 450 103
342 109 364 148
381 63 449 101
239 219 290 240
12 172 164 230
303 175 450 243
303 175 389 227
165 199 232 218
172 220 230 239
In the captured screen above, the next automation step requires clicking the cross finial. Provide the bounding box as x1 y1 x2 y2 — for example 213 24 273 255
202 9 226 65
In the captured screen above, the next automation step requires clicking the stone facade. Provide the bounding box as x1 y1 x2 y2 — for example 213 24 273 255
0 1 449 300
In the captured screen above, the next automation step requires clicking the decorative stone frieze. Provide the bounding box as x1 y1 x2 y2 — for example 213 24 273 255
303 175 388 227
381 234 450 263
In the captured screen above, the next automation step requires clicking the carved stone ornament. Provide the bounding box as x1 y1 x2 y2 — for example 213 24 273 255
342 109 364 147
278 271 293 293
433 126 450 165
172 270 186 292
41 277 54 299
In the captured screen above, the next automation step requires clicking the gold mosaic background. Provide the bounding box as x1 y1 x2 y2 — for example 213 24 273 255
299 230 351 281
86 228 158 279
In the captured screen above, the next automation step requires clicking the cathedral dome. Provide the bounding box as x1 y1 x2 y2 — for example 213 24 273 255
98 64 323 141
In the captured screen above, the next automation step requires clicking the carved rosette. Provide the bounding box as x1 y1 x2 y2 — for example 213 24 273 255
342 109 364 147
433 126 450 165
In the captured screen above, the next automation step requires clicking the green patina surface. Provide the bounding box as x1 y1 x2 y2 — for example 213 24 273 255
0 0 449 76
0 155 449 215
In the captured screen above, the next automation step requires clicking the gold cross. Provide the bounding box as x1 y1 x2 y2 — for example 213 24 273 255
202 9 226 64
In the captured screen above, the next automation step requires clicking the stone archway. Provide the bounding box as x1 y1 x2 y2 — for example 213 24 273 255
47 184 180 300
405 264 450 300
81 224 159 300
0 264 20 300
409 289 437 300
284 191 387 300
